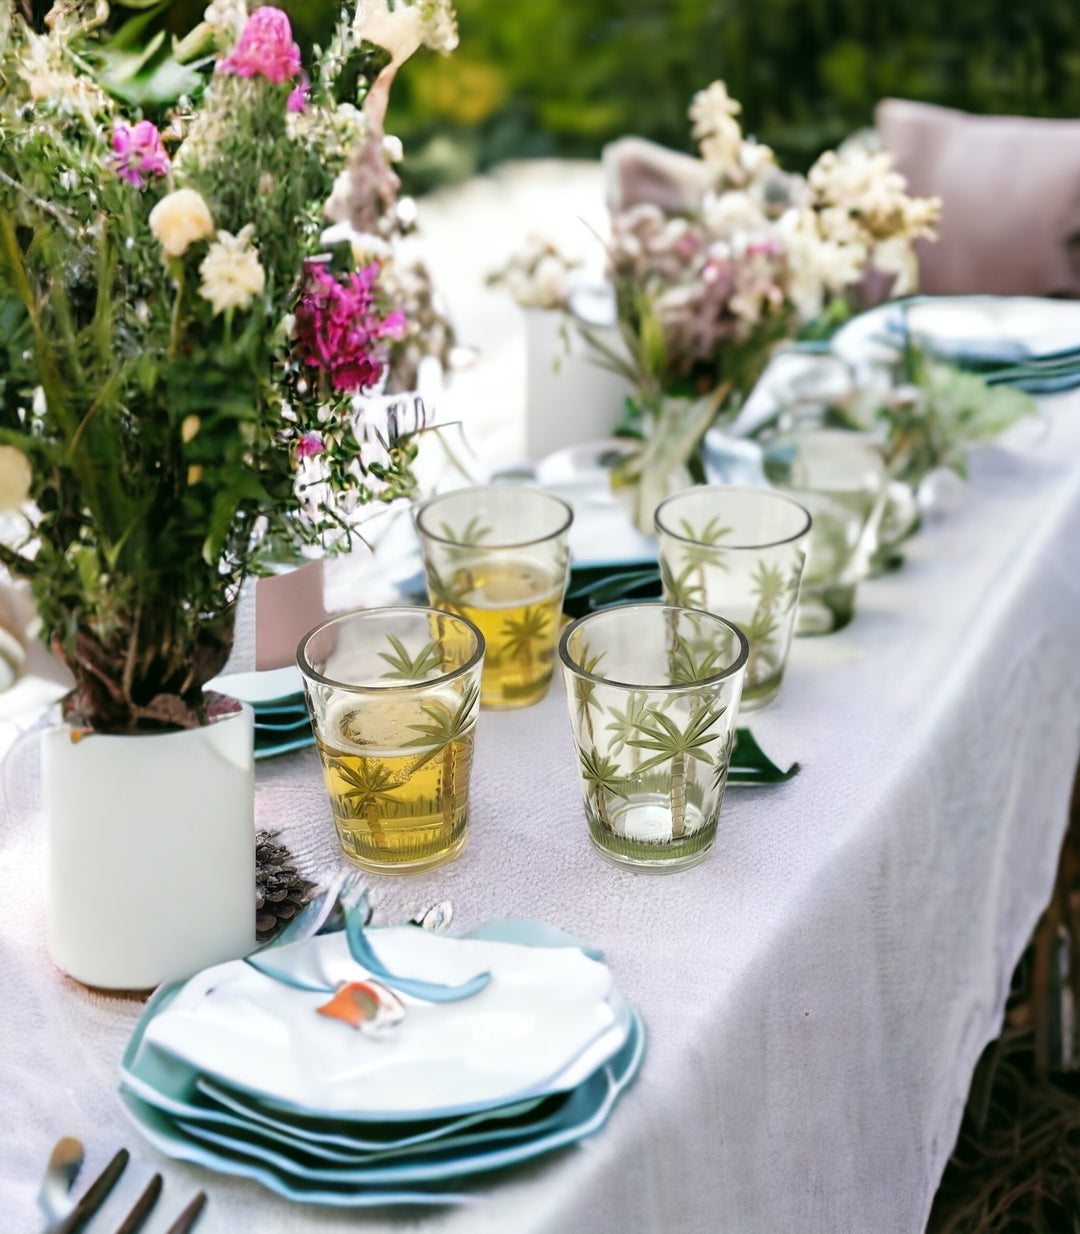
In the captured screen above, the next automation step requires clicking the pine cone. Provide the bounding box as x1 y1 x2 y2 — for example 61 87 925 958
255 831 316 944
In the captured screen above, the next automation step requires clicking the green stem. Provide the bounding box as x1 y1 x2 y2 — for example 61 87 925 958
168 262 186 362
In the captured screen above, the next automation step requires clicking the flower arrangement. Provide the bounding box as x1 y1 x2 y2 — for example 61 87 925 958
0 0 456 732
500 80 940 528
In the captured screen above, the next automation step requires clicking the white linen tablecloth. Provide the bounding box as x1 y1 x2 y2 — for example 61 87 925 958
3 163 1080 1232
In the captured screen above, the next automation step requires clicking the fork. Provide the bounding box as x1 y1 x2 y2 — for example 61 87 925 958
40 1142 207 1234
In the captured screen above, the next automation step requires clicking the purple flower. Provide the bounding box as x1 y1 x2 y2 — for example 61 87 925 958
287 75 308 113
112 120 170 188
296 431 325 459
220 6 301 85
293 262 406 395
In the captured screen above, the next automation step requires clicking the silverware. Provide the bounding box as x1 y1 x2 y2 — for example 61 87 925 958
162 1191 207 1234
44 1147 128 1234
37 1138 84 1224
112 1172 162 1234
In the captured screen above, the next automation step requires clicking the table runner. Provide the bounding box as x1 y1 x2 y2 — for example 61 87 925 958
3 392 1080 1232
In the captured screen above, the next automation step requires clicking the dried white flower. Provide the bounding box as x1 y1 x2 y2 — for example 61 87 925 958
203 0 248 44
0 446 32 512
689 80 743 170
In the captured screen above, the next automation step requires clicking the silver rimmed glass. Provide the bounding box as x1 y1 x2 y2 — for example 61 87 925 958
560 603 748 873
654 486 811 710
297 607 484 874
415 485 573 710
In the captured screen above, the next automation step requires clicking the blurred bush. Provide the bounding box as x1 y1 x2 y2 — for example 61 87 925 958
138 0 1080 190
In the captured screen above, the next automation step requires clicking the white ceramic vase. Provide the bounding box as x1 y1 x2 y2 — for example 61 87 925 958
44 705 256 990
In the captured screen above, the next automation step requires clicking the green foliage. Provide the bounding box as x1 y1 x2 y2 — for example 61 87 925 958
381 0 1080 187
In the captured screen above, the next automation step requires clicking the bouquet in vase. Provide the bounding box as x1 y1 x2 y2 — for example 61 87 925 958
590 81 942 530
0 0 455 733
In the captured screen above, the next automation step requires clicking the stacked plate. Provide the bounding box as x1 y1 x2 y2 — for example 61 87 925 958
120 918 644 1207
207 667 316 760
832 295 1080 394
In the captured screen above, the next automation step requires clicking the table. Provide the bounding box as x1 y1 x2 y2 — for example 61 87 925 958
4 167 1080 1232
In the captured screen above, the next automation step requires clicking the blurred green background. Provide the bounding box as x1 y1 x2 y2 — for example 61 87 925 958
127 0 1080 190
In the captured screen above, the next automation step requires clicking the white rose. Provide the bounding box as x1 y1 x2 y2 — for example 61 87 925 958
0 446 32 512
149 189 215 258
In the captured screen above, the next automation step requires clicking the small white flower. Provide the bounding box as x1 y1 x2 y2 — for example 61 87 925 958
198 224 266 315
689 80 743 170
382 134 404 162
203 0 248 44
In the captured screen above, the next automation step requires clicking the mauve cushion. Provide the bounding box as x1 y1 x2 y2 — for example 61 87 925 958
877 98 1080 297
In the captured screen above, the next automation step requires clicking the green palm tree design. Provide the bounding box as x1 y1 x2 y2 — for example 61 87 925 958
660 557 705 610
667 631 729 687
441 516 493 564
604 691 649 756
578 746 629 832
743 607 780 686
679 516 732 547
425 562 471 614
785 560 804 603
572 643 605 742
501 605 551 680
403 681 480 836
378 635 443 681
627 704 726 839
751 561 787 611
323 757 402 848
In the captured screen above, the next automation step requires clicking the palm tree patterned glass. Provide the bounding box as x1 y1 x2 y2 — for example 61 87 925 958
655 486 811 711
560 603 748 873
766 430 889 636
415 486 573 710
297 607 485 874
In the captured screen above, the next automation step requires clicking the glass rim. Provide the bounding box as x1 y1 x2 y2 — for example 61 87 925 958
296 606 486 695
654 484 813 550
558 602 749 693
415 485 574 550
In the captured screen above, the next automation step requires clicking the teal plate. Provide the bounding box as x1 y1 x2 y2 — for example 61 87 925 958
120 1013 644 1201
254 732 315 760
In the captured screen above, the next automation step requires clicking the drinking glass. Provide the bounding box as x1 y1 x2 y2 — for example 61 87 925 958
560 603 748 873
654 486 811 710
297 607 484 874
415 486 573 709
765 429 889 635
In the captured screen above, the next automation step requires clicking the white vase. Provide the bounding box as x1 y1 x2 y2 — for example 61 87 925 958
523 308 630 461
44 706 256 989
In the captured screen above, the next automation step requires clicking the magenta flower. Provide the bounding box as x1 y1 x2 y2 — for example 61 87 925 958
287 75 308 113
219 6 301 85
112 120 170 188
293 263 406 394
296 431 325 459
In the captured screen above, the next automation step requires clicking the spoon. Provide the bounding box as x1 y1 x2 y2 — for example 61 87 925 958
36 1138 84 1224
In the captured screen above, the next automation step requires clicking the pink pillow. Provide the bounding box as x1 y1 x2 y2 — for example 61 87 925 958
876 98 1080 297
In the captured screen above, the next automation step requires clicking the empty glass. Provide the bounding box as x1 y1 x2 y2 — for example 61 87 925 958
654 486 811 710
415 486 573 710
560 603 748 873
297 607 484 874
764 429 889 635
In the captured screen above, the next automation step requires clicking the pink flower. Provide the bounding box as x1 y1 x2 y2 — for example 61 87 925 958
287 75 308 113
296 431 324 459
293 263 406 394
112 120 170 188
219 6 301 85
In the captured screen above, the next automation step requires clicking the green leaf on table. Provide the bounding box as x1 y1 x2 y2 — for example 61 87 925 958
727 728 800 785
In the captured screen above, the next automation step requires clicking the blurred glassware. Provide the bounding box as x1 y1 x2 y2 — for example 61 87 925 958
560 603 747 873
415 486 573 709
764 429 890 635
654 487 810 710
298 607 484 874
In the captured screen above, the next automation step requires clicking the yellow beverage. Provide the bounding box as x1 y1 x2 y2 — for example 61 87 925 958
435 561 563 709
314 695 474 872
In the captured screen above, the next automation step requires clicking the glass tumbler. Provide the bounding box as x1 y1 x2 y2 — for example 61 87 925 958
415 486 573 710
560 603 748 873
654 486 811 710
297 607 484 874
765 429 889 635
